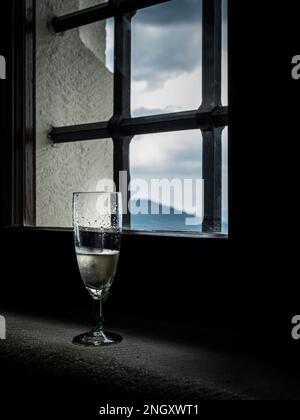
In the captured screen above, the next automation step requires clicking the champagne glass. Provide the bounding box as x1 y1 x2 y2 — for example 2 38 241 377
72 192 122 346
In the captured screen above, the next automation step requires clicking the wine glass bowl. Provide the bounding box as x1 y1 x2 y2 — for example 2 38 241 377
72 192 122 347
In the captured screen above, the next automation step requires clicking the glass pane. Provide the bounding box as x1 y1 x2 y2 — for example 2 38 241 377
130 130 203 232
36 0 114 127
36 139 113 227
222 0 228 106
131 0 203 118
222 127 228 234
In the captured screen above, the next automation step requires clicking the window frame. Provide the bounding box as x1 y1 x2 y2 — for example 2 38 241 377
2 0 229 239
0 0 36 228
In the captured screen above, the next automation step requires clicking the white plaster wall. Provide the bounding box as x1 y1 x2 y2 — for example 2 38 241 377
36 0 113 227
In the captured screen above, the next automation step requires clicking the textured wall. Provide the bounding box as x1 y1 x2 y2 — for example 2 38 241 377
36 0 113 227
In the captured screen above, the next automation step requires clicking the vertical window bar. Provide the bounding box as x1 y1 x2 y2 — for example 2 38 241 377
113 137 131 226
111 11 134 228
201 0 222 232
12 0 36 226
201 0 222 109
24 0 36 226
202 128 222 232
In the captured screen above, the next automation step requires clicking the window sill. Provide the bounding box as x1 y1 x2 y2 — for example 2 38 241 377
0 312 298 405
3 225 229 240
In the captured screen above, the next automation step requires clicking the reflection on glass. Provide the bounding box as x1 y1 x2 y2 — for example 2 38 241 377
130 130 203 232
131 0 203 117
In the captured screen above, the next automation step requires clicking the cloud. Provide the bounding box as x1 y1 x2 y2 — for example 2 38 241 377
107 0 227 113
135 0 203 26
131 0 202 88
131 67 202 116
130 130 203 178
136 0 227 27
132 105 181 117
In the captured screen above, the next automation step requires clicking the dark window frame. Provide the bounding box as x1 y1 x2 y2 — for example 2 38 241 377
2 0 229 238
0 0 36 228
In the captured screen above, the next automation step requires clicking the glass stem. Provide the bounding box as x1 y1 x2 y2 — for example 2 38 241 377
93 299 104 330
99 299 103 318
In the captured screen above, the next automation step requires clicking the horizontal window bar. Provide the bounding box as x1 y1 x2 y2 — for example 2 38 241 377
50 107 228 143
52 0 170 33
50 121 109 143
122 107 228 136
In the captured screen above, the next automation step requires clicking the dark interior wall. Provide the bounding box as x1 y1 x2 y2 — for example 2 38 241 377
0 0 299 347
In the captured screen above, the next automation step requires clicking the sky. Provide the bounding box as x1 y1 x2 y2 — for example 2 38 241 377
105 0 228 226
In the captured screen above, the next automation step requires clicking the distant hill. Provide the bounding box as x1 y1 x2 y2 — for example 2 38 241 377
130 199 228 234
130 199 202 232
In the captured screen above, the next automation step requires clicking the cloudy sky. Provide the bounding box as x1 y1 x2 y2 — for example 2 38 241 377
106 0 228 227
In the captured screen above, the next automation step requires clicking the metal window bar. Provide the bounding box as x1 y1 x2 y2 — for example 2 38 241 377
201 0 223 232
111 12 133 228
50 108 228 143
49 0 227 233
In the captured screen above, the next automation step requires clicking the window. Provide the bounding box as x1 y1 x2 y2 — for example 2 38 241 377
36 0 228 234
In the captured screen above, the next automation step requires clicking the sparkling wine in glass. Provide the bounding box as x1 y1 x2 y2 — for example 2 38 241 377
73 192 122 346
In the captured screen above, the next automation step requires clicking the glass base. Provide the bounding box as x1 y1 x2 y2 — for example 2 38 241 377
73 329 123 347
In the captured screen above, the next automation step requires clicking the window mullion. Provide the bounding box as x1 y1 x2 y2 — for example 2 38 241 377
202 128 223 233
49 107 228 143
111 12 134 228
201 0 222 110
201 0 222 233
